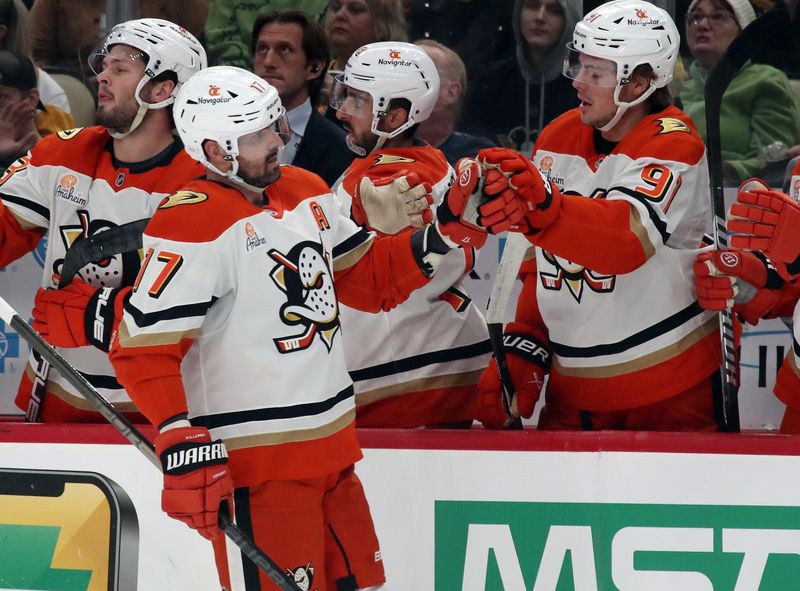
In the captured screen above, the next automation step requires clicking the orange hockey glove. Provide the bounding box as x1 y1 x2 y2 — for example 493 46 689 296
694 249 784 325
435 158 489 248
477 323 551 429
32 279 129 351
155 426 234 541
728 185 800 279
477 147 562 233
353 170 433 234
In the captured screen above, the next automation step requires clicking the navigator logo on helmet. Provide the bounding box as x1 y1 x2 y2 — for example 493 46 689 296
329 41 440 156
173 66 291 193
88 18 207 138
562 0 679 132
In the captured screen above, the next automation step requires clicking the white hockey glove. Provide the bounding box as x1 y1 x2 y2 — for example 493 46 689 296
353 170 433 235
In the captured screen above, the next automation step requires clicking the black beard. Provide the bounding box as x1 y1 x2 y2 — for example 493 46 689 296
239 165 280 189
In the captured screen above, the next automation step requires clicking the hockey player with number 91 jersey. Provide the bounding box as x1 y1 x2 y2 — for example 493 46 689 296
474 0 722 431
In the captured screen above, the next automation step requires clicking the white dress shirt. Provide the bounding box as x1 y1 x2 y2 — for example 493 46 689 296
279 98 313 165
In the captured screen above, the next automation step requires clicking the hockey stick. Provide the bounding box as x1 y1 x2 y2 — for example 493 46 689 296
26 218 150 422
485 233 530 429
704 10 789 432
0 295 302 591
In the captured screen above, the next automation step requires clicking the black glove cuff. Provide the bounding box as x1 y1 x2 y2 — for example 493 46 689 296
411 225 452 277
84 287 120 352
160 440 229 475
502 331 551 370
755 251 785 290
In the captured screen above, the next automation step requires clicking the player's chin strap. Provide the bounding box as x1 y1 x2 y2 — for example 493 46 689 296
351 115 414 157
597 80 658 133
208 147 285 196
108 77 176 139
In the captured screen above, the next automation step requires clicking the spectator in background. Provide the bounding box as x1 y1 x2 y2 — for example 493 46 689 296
415 39 494 164
252 9 353 187
680 0 800 183
0 50 73 169
460 0 581 152
30 0 208 76
325 0 407 73
407 0 515 87
0 0 69 111
206 0 327 70
322 0 407 128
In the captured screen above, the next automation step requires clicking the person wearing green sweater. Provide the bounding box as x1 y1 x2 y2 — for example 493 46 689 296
680 0 800 183
205 0 328 69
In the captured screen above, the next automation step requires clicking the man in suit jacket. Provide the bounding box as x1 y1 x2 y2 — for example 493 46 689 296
252 9 353 188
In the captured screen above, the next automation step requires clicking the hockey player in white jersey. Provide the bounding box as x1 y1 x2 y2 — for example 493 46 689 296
330 41 494 428
109 66 497 590
0 18 206 422
473 0 724 431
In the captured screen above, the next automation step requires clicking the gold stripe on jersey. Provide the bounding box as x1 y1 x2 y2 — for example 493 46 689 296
333 236 374 271
552 317 718 379
629 206 656 260
355 369 484 406
522 245 536 263
117 320 200 347
223 409 355 451
24 364 138 411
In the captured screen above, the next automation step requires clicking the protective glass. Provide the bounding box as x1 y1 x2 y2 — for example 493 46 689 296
562 47 618 87
88 34 147 77
328 76 373 117
237 114 292 151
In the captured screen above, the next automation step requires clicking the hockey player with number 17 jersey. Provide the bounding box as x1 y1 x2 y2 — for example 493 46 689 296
109 67 501 591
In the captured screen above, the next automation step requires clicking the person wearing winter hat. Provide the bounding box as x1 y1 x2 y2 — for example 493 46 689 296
680 0 800 182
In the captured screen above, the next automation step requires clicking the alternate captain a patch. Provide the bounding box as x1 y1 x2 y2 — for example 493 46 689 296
656 117 690 134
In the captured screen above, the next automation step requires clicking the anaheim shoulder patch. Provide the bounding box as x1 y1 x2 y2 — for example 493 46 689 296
158 190 209 209
656 117 690 135
56 128 85 140
370 153 416 168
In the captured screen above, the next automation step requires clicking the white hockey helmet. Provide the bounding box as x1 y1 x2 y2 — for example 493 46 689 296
89 18 207 136
174 66 289 191
564 0 679 131
329 41 440 153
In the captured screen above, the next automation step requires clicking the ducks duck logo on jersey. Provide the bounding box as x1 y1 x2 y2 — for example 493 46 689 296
269 241 340 353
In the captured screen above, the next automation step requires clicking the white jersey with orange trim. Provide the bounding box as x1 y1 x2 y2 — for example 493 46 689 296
0 126 203 419
335 145 491 426
526 106 719 411
115 167 434 482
